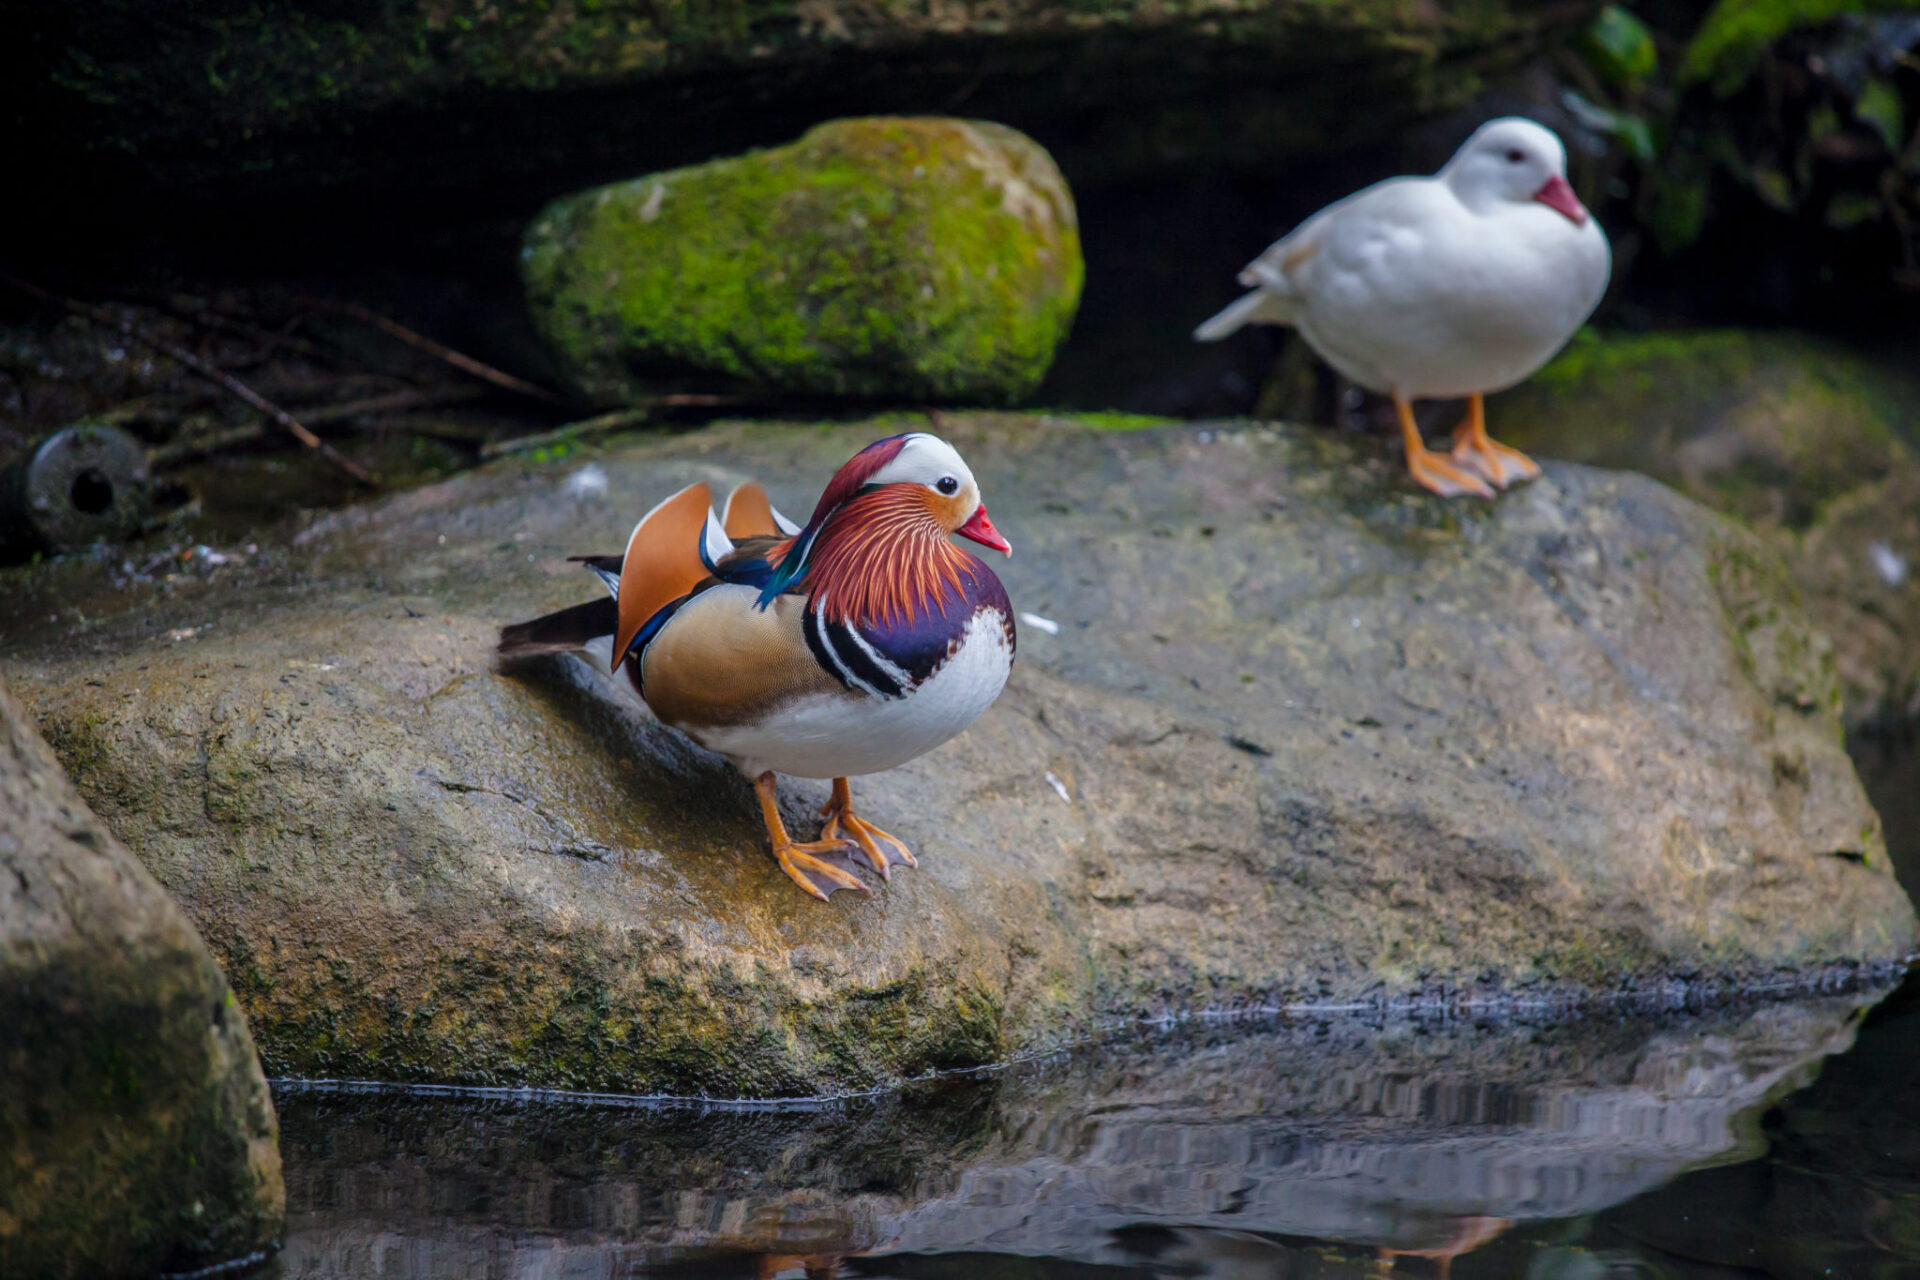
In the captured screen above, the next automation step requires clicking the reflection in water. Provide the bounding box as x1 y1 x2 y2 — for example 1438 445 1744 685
269 994 1882 1279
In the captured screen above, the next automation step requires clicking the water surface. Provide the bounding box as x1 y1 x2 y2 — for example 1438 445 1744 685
265 739 1920 1280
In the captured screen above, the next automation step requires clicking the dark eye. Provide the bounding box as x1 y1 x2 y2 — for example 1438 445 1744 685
1505 149 1526 164
935 475 959 496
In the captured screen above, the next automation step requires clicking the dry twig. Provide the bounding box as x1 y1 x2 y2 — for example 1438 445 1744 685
147 386 489 467
479 408 652 459
298 296 576 407
478 395 743 459
0 273 378 486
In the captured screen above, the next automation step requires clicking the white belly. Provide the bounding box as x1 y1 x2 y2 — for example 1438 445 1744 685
1298 204 1610 399
694 609 1014 779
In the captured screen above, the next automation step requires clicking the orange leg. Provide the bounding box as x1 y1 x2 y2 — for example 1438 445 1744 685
821 777 917 879
1394 393 1493 498
754 772 867 901
1449 393 1540 489
756 1255 845 1280
1373 1216 1513 1279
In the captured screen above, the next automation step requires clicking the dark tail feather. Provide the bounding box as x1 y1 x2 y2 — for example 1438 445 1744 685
497 597 618 657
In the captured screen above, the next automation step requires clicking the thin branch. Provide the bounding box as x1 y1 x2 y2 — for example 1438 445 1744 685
299 385 485 425
0 273 378 486
479 408 652 459
298 296 577 407
479 395 743 459
146 386 490 467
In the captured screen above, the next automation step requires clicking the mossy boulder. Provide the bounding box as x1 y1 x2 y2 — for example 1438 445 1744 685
522 118 1082 406
0 676 282 1278
1490 327 1920 726
0 414 1910 1098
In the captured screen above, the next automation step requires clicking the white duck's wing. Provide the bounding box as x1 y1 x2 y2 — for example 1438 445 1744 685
1239 175 1423 292
1194 176 1426 342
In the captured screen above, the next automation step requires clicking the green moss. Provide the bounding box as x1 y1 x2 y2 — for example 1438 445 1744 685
221 917 1015 1098
1074 411 1174 431
1494 327 1919 533
1708 528 1843 716
522 117 1083 405
1 952 282 1277
1681 0 1920 95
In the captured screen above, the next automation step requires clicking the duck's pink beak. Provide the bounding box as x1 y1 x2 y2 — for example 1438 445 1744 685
957 503 1012 556
1533 174 1588 225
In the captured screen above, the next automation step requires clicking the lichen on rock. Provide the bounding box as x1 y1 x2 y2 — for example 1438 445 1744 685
0 676 283 1277
1491 326 1920 726
522 117 1083 406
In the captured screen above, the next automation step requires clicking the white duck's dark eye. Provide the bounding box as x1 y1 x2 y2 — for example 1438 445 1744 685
935 475 960 496
1504 149 1526 164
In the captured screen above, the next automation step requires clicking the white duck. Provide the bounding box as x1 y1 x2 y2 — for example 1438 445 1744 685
1195 117 1611 498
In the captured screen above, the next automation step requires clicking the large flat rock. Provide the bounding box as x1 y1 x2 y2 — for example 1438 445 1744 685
0 415 1910 1096
0 676 283 1277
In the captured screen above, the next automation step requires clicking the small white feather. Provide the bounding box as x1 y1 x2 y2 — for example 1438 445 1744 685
699 509 735 570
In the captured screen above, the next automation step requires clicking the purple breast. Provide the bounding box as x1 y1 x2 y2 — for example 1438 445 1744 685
814 553 1012 692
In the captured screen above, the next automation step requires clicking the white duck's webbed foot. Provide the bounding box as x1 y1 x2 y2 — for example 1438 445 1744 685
1449 394 1541 490
1394 394 1494 499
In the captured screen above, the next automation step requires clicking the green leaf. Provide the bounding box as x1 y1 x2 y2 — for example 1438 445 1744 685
1681 0 1855 96
1808 102 1842 142
1856 76 1907 153
1561 89 1658 163
1753 164 1797 211
1616 114 1658 164
1646 169 1711 253
1580 4 1659 90
1825 189 1885 227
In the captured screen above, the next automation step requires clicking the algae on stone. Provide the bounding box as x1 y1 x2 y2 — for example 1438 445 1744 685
0 676 283 1278
522 117 1083 406
1491 327 1920 725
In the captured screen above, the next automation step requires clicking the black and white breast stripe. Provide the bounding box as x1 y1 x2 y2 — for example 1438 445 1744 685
803 610 911 699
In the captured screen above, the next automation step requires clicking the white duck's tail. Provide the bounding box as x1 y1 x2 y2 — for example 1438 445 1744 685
1193 289 1292 341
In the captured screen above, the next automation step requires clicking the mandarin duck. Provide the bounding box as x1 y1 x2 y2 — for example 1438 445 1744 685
498 432 1015 901
1194 117 1611 499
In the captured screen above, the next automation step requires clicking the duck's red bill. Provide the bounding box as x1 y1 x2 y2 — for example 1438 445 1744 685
1533 174 1588 225
957 504 1012 556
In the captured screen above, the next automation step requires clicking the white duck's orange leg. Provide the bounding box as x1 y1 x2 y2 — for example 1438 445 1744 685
820 777 917 879
754 772 868 901
1449 393 1540 489
1373 1216 1512 1279
1395 393 1494 499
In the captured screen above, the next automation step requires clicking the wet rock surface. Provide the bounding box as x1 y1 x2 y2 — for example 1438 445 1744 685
266 992 1877 1276
0 675 283 1277
1491 328 1920 727
0 414 1911 1096
523 118 1082 406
